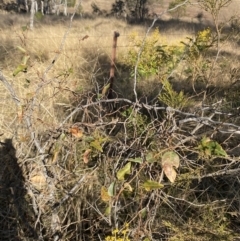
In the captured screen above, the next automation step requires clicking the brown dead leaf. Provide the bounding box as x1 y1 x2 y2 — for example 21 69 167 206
101 186 111 202
30 174 47 191
162 163 177 183
161 151 180 168
83 149 91 164
52 150 60 164
17 105 23 122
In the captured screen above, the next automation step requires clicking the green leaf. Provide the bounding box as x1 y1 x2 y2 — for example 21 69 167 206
22 55 30 65
117 162 131 181
108 182 115 197
83 136 95 142
143 180 164 191
213 142 227 156
102 83 110 96
90 140 103 152
35 11 44 20
198 137 227 157
143 238 151 241
161 151 180 168
13 64 27 76
128 157 143 163
97 94 102 99
124 182 133 192
105 206 111 215
68 67 73 74
140 207 147 218
146 152 155 163
16 46 27 53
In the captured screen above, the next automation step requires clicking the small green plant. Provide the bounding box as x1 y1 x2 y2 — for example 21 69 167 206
158 79 189 109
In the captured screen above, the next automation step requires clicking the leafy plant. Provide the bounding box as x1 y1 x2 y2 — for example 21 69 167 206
158 79 189 109
198 137 227 158
123 29 184 79
183 28 214 60
1 4 240 241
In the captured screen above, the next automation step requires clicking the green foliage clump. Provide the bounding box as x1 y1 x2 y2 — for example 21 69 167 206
123 29 184 79
198 136 227 158
158 79 189 109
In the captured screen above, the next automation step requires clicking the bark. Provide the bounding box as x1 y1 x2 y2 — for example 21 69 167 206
30 0 36 30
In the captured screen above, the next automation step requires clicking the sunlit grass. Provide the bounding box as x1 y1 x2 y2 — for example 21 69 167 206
0 12 240 137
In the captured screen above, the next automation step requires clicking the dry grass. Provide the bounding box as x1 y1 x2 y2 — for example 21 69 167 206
0 14 194 136
0 9 240 146
0 16 128 134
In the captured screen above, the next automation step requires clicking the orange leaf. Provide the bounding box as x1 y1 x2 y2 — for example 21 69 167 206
69 126 83 138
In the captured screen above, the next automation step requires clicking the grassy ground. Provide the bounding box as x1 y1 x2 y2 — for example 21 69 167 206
0 13 198 137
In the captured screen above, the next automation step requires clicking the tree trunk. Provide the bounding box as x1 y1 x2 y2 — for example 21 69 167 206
41 0 44 14
30 0 36 30
63 0 67 16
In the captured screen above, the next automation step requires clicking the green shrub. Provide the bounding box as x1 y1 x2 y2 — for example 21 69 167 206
123 29 184 80
159 79 189 109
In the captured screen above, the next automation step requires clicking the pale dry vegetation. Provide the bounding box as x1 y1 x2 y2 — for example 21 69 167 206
1 1 240 240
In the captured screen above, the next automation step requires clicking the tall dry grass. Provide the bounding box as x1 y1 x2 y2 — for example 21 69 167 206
1 12 240 136
0 14 193 134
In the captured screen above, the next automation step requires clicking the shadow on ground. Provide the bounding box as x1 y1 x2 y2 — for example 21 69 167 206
0 139 37 240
